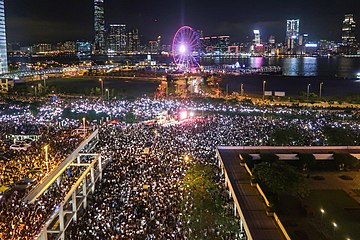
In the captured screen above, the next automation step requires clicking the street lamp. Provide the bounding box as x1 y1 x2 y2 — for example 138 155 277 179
307 84 311 100
31 85 37 96
184 155 190 163
319 82 324 100
332 222 337 238
263 80 266 100
320 208 325 225
99 78 104 97
105 89 110 101
82 117 86 136
44 145 49 172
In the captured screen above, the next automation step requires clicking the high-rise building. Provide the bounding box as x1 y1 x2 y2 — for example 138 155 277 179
0 0 8 74
342 14 357 54
286 19 300 54
76 41 93 58
94 0 106 55
127 29 140 53
31 43 52 54
200 36 230 54
268 36 276 45
107 24 120 55
253 30 261 45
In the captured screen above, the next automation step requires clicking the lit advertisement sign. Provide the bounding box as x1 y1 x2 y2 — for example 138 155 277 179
305 43 318 48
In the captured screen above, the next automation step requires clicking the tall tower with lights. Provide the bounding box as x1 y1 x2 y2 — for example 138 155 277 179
342 14 357 54
286 19 300 54
94 0 106 55
0 0 8 74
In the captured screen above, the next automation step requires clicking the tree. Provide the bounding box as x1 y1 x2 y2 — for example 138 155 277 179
333 153 359 169
323 126 356 146
123 112 136 123
182 164 240 239
297 153 316 171
260 154 279 163
253 161 308 199
29 102 40 117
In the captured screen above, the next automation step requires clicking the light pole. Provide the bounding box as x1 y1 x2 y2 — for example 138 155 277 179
263 80 266 100
307 84 311 100
43 75 47 88
44 145 49 172
99 78 104 97
319 82 324 100
105 89 110 101
320 208 325 225
32 85 37 96
82 117 86 136
332 222 337 238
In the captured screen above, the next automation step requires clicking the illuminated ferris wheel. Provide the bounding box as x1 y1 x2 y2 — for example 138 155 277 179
172 26 201 71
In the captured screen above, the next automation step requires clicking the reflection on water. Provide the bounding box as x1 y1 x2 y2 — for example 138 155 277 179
201 56 360 78
282 57 318 76
249 57 264 68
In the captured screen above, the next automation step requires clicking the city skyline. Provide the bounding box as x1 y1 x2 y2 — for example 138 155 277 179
5 0 360 44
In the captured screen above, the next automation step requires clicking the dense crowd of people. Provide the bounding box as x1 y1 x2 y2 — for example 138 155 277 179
0 96 359 239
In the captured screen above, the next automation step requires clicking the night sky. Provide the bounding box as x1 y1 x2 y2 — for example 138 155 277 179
5 0 360 45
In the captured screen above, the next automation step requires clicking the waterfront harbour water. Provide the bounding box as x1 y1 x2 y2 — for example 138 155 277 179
202 56 360 97
9 56 360 97
202 56 360 78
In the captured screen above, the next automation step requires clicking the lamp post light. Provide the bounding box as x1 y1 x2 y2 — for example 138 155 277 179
105 89 110 101
263 80 266 100
99 78 104 97
332 222 337 238
320 208 325 225
82 117 86 136
319 82 324 100
44 145 49 172
307 84 311 100
31 85 37 96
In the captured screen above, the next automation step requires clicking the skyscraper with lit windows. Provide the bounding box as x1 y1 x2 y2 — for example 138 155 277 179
286 19 300 54
94 0 106 55
0 0 8 74
107 24 126 55
342 14 357 54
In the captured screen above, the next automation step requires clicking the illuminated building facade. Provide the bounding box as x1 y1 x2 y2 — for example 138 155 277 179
127 29 140 53
286 19 300 54
107 24 126 55
341 14 358 54
0 0 7 74
76 41 93 58
253 30 261 45
200 36 230 54
94 0 106 54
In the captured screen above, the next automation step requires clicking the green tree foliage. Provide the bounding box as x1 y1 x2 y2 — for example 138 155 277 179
182 164 240 239
123 112 136 123
323 126 357 146
253 161 309 199
333 153 359 169
260 154 279 163
297 153 316 171
29 102 40 116
269 127 304 146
